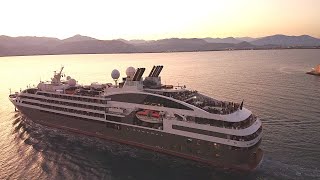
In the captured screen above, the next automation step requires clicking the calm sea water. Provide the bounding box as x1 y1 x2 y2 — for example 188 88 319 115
0 50 320 180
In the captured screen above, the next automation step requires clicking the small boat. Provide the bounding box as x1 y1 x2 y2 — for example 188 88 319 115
306 64 320 76
136 109 163 123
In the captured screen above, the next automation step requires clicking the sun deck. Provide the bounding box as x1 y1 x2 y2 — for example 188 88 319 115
145 88 241 115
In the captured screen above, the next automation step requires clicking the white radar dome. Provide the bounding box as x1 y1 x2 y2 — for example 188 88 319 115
126 67 136 78
111 69 120 79
68 79 76 86
66 76 71 80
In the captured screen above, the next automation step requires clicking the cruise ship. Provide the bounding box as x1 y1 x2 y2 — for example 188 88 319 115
9 66 263 171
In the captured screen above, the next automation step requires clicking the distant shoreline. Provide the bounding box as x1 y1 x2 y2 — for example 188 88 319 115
1 47 319 58
1 34 320 57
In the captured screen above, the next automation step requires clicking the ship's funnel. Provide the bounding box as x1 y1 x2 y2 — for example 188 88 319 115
136 68 145 81
151 65 163 77
149 66 156 77
155 65 163 77
133 68 145 81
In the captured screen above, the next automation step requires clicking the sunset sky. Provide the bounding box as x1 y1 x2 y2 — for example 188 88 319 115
0 0 319 40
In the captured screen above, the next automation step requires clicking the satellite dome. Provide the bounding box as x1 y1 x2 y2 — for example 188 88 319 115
111 69 120 79
126 67 136 78
68 79 76 86
66 76 71 80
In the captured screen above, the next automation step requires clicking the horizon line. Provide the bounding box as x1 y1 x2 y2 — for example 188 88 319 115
1 33 320 41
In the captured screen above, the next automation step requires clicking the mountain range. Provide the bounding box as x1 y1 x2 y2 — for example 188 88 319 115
0 34 319 56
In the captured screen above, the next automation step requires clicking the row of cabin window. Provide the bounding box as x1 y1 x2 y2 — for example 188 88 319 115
42 99 105 111
106 115 122 122
106 122 121 130
127 126 257 155
126 124 258 152
21 95 105 111
39 110 106 124
186 114 256 129
23 101 105 118
129 127 164 136
229 126 262 142
172 125 262 142
38 92 108 104
125 126 254 156
22 89 37 94
23 100 260 152
231 139 262 151
19 95 42 101
185 136 260 153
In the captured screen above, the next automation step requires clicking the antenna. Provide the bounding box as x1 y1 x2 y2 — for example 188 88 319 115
59 66 64 75
113 79 118 87
240 100 244 110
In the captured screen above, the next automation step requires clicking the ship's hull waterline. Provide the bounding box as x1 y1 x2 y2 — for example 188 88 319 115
306 72 320 76
15 105 263 171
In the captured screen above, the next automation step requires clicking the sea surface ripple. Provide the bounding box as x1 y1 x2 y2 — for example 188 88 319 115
0 49 320 179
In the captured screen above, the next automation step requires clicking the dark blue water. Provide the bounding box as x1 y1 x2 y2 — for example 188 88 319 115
1 49 320 179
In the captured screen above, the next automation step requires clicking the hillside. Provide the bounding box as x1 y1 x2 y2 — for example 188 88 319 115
0 34 319 56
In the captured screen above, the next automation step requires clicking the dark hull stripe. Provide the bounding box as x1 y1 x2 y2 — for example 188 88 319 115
31 117 263 172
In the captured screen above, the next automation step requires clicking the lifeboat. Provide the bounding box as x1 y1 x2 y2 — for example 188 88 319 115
136 109 163 123
65 86 78 95
65 89 75 94
151 111 160 118
137 109 149 116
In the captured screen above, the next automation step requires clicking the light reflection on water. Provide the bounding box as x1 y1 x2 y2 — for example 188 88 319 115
0 49 320 179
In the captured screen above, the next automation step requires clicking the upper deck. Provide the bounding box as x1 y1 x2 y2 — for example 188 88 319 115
12 65 244 117
145 88 241 115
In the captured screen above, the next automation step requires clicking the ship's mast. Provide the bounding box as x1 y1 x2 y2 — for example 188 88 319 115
52 66 64 84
